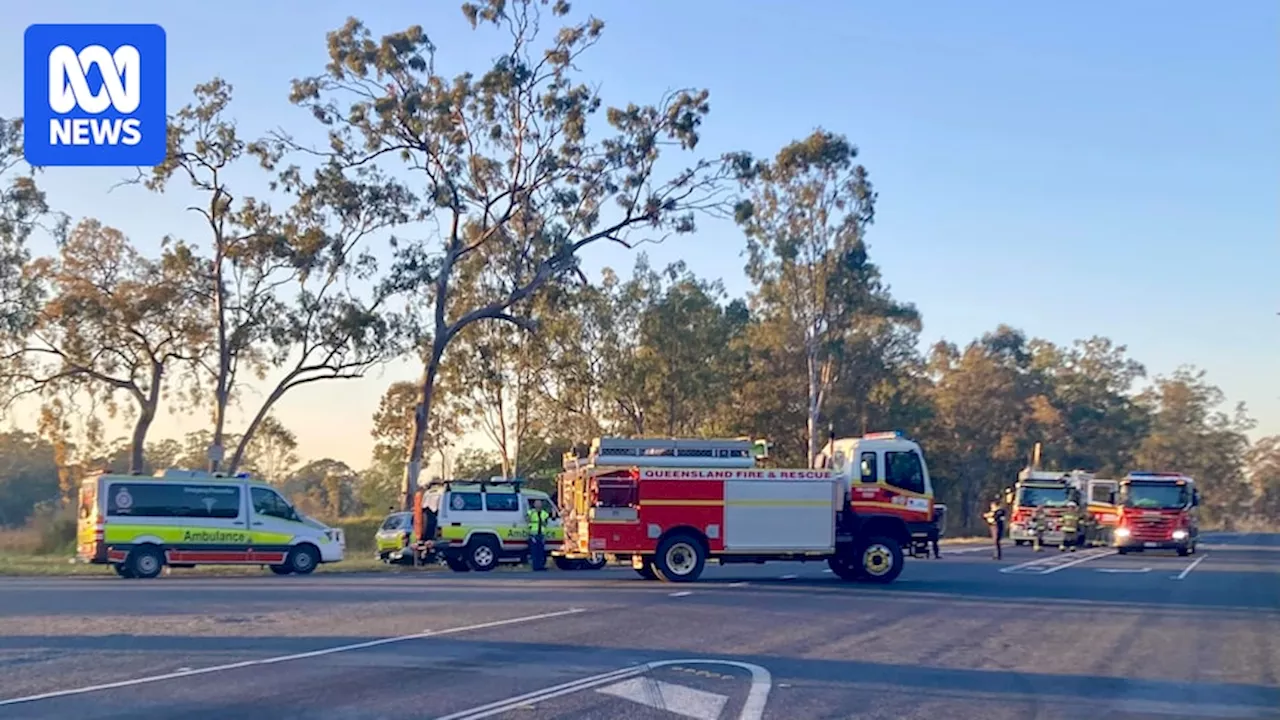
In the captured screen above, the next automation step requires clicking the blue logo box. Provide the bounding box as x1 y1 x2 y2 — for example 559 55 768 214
23 23 167 167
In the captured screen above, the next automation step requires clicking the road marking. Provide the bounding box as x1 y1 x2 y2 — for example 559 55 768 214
822 568 833 573
998 548 1115 575
439 658 772 720
1039 549 1117 574
728 581 750 587
0 607 587 707
1112 698 1276 718
942 546 992 555
596 677 728 719
1173 553 1209 580
669 591 693 597
1096 567 1151 573
779 574 798 580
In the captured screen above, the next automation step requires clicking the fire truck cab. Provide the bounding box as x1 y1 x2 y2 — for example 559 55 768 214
1114 472 1201 556
557 433 936 585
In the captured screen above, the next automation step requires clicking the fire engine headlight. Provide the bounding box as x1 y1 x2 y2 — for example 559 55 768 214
1171 530 1188 540
1115 527 1131 538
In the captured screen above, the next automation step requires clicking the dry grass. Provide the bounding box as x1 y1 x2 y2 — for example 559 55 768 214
0 527 42 554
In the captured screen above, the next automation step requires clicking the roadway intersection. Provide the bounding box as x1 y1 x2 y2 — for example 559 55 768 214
0 533 1276 719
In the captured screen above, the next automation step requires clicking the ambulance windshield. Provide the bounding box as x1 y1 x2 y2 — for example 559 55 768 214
1017 486 1070 508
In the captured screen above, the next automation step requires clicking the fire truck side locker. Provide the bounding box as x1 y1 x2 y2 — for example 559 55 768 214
720 475 839 553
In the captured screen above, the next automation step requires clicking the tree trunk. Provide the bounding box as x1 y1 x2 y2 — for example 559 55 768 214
403 336 446 510
228 382 290 473
130 364 164 474
806 345 821 469
209 256 231 473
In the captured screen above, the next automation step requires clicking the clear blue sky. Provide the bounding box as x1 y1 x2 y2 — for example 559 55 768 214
2 1 1277 469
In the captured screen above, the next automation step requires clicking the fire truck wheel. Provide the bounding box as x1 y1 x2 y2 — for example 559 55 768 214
827 555 861 581
857 536 904 584
1117 547 1130 555
635 561 658 580
654 533 706 583
1177 545 1190 557
582 556 607 570
553 556 581 571
466 537 500 572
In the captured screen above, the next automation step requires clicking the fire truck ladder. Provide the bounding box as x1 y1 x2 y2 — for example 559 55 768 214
576 437 759 469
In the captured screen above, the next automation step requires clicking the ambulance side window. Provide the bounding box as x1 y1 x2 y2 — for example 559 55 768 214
884 451 926 494
448 492 483 512
485 494 520 512
860 452 878 483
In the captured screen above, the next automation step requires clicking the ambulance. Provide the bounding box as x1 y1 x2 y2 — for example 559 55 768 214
77 469 345 579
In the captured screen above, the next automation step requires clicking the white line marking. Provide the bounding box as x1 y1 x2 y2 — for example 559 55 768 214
0 607 587 707
596 677 728 719
822 568 833 573
942 546 992 555
728 581 750 587
439 658 772 720
1039 549 1117 574
669 591 693 597
779 574 798 580
1096 567 1151 573
1173 553 1209 580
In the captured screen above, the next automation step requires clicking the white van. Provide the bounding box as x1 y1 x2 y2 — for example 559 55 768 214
77 469 345 579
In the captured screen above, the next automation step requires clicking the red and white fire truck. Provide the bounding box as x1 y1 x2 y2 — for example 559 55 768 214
1006 469 1120 547
1114 471 1201 556
556 432 937 584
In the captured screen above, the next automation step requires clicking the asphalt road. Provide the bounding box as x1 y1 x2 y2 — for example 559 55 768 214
0 532 1277 720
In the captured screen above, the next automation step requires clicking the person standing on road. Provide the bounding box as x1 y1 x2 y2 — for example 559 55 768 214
527 498 550 572
928 503 946 558
1032 506 1048 552
984 499 1008 560
1060 501 1080 553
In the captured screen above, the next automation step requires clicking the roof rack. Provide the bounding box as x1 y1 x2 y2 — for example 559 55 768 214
424 476 525 493
566 437 760 470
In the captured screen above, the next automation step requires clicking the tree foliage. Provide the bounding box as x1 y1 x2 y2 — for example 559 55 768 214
287 0 746 507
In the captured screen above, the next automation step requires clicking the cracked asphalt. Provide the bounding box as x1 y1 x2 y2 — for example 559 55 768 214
0 532 1276 719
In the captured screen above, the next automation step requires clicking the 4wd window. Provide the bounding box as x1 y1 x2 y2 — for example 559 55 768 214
884 451 926 494
860 452 878 483
107 483 241 519
485 493 520 512
380 514 406 531
1090 484 1115 504
447 492 483 512
251 487 296 521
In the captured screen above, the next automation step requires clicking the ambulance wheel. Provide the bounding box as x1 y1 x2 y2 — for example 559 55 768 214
466 537 500 572
856 536 904 584
653 533 706 583
113 563 134 578
286 544 320 575
446 556 470 572
127 545 164 580
268 565 293 575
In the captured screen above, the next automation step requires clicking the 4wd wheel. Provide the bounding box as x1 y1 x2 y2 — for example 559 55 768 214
653 533 706 583
466 537 500 572
827 554 862 581
127 546 164 580
268 565 293 575
287 544 320 575
113 563 134 578
857 536 904 584
446 555 471 572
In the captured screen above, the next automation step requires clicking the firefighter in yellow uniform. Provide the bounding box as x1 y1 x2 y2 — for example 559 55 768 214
527 499 550 571
1032 507 1048 552
1059 501 1080 552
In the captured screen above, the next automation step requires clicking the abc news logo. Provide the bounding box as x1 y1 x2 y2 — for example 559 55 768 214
48 44 143 147
23 24 166 167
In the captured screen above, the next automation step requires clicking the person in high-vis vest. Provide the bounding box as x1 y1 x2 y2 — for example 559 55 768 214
527 498 550 571
1031 506 1048 552
1059 501 1080 552
984 499 1008 560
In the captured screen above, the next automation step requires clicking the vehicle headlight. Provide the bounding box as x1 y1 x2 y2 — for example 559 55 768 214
1171 530 1188 540
1115 527 1131 537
